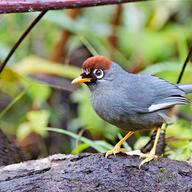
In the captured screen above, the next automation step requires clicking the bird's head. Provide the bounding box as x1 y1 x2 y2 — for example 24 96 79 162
72 56 113 87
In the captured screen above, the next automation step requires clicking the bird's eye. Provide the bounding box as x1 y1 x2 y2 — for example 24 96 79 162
93 69 104 79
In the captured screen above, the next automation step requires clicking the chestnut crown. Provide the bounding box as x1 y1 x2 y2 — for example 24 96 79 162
81 56 112 82
82 56 112 70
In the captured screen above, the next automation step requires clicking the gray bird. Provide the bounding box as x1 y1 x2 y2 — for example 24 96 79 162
72 56 192 166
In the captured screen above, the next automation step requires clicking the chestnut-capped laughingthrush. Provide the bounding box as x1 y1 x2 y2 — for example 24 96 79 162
72 56 192 167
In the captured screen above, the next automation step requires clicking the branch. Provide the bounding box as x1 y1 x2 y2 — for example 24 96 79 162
0 0 149 14
0 153 191 191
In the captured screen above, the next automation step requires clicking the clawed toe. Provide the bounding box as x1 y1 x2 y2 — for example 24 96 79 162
139 153 158 168
105 147 127 158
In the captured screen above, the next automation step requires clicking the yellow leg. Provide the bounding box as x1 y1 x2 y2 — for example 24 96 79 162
139 127 161 168
105 131 134 158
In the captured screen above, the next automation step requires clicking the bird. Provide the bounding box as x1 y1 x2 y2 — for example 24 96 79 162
72 55 192 167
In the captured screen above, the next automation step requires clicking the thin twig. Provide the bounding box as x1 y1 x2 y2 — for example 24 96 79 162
0 11 47 74
177 46 192 83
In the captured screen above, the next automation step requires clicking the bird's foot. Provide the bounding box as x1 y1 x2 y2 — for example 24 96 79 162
139 151 158 168
126 149 158 168
105 145 126 158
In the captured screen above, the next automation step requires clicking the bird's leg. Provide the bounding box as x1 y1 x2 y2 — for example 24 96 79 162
105 131 134 158
139 127 161 168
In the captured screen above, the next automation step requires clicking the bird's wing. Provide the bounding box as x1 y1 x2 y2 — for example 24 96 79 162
125 74 188 113
148 96 188 112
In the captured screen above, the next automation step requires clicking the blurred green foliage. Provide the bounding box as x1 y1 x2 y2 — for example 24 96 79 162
0 0 191 160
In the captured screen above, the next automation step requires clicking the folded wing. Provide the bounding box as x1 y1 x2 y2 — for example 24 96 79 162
128 74 188 113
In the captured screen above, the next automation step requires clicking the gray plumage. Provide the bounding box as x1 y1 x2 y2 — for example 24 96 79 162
178 84 192 94
88 63 192 131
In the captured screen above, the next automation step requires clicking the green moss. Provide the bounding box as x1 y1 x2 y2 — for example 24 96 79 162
167 174 174 182
159 167 166 173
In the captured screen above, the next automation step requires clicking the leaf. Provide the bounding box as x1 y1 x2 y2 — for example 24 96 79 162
142 61 192 83
0 67 21 83
134 136 150 150
28 83 51 106
71 143 89 154
17 122 31 140
0 87 29 119
94 140 113 150
167 120 192 139
17 110 50 140
0 67 24 97
169 141 192 161
14 55 81 79
47 127 107 153
27 110 50 136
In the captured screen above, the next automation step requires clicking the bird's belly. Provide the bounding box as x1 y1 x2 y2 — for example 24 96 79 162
111 112 165 131
91 96 165 131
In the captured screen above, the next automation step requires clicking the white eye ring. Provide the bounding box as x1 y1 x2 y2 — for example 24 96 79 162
93 69 104 79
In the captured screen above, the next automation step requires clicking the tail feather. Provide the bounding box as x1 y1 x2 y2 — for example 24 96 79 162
178 84 192 94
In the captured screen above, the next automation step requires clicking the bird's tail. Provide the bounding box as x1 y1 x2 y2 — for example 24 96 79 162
178 84 192 94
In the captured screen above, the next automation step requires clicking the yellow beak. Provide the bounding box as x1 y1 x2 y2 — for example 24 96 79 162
71 76 92 84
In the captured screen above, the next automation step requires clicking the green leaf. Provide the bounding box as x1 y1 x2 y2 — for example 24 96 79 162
134 136 150 150
47 127 107 153
71 143 89 154
94 140 113 150
28 110 50 136
28 83 51 106
0 67 21 83
14 55 81 79
0 67 24 97
17 122 31 140
167 120 192 139
0 87 29 119
169 141 192 161
17 109 50 140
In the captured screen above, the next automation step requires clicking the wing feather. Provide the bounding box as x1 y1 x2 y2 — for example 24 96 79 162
126 74 188 113
148 96 188 112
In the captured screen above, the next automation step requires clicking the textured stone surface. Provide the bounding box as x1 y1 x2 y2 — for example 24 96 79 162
0 153 191 192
